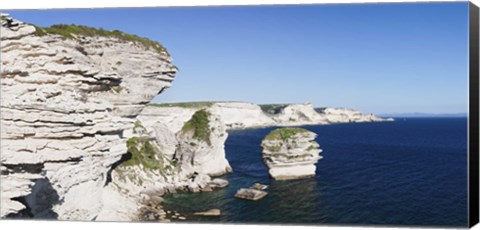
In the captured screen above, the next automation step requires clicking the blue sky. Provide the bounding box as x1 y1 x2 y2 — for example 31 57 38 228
5 2 470 114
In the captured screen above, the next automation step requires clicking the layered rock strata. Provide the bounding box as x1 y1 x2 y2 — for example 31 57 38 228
1 15 177 219
261 128 322 180
96 110 232 220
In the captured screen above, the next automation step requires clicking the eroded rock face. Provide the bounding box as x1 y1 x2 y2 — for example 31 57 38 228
261 128 323 180
271 103 329 126
175 109 232 177
316 107 388 123
209 102 276 129
97 109 232 220
0 15 177 219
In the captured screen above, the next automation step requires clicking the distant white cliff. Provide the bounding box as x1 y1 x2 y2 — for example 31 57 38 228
139 102 393 131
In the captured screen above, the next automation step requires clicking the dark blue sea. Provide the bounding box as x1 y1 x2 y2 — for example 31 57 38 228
163 118 468 227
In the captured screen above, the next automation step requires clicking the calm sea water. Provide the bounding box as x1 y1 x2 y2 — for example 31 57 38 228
163 118 468 227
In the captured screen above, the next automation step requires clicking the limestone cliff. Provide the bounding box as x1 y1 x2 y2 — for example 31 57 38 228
0 15 177 219
269 103 329 126
140 102 393 130
261 128 322 180
97 110 232 220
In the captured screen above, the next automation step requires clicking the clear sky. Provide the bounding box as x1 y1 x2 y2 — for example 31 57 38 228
5 2 470 114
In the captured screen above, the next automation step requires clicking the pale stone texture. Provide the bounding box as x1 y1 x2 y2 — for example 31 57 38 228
95 109 232 220
0 15 176 219
209 102 276 129
175 110 232 177
261 128 323 180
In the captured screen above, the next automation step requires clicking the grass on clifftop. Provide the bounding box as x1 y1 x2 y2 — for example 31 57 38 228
264 128 310 141
33 24 168 55
148 101 215 108
181 109 212 145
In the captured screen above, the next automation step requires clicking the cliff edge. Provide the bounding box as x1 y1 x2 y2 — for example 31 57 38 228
0 15 177 219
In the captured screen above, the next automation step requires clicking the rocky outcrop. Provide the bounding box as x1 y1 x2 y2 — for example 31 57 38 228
316 107 392 123
1 15 177 219
138 106 199 134
96 109 232 220
261 128 322 180
140 102 393 131
209 102 276 129
234 188 268 201
270 103 329 126
175 109 232 177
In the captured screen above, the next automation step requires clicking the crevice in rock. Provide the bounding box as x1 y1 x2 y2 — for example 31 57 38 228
105 151 132 185
75 46 87 56
2 163 44 174
44 157 82 164
94 130 123 137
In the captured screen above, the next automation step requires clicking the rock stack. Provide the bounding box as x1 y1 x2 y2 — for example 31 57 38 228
261 128 323 180
175 109 232 177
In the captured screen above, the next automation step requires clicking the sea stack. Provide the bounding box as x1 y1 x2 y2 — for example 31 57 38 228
261 128 323 180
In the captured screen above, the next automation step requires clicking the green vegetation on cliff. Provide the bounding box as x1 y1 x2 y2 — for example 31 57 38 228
115 121 178 181
181 109 212 145
264 128 310 141
259 104 290 114
123 136 164 170
33 24 168 55
148 101 215 108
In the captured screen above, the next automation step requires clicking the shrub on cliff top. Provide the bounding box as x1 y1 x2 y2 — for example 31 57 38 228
33 24 168 55
264 128 310 141
181 109 212 145
259 104 290 115
148 101 214 108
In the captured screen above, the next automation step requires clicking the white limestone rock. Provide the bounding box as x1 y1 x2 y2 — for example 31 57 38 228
209 102 276 129
138 106 199 133
139 102 393 132
0 15 177 219
317 107 394 123
99 115 232 220
175 109 232 177
261 128 323 180
271 103 329 126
